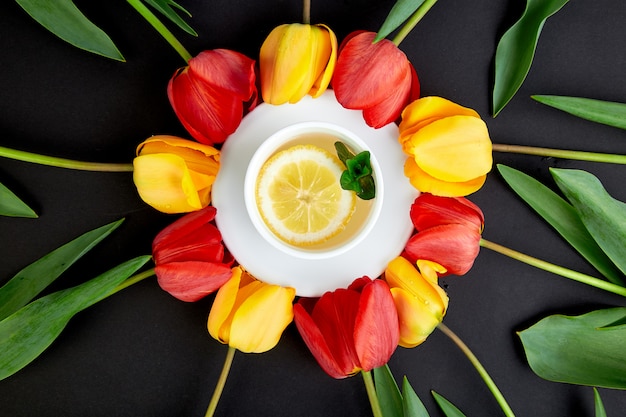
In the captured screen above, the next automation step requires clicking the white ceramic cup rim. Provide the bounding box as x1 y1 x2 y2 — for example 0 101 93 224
243 121 384 260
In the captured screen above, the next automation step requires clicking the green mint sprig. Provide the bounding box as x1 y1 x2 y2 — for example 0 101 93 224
334 142 376 200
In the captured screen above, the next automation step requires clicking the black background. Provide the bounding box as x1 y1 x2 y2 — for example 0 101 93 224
1 1 626 416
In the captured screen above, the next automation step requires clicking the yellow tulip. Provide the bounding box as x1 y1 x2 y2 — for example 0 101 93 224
208 267 296 353
399 97 493 197
384 256 449 348
133 135 220 214
260 23 337 104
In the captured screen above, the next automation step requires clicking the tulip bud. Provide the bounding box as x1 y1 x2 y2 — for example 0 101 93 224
152 206 233 302
260 23 337 104
333 31 420 128
399 96 492 197
133 135 220 214
208 267 296 353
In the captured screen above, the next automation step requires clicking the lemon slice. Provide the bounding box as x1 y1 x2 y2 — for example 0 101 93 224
255 144 356 246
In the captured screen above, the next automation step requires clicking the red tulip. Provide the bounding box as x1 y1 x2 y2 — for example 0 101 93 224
294 277 399 379
152 206 233 301
404 194 484 276
332 31 420 128
168 49 258 146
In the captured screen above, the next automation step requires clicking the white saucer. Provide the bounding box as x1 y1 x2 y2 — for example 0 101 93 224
211 91 418 297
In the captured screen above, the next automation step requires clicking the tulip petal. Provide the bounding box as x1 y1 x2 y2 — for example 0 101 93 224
399 96 480 135
390 287 442 348
208 267 242 343
404 158 487 197
229 284 295 353
133 154 208 213
410 194 484 233
409 116 492 182
137 136 220 175
404 224 481 275
294 303 348 378
361 71 412 128
153 223 224 265
189 49 256 100
309 24 337 98
353 280 399 371
156 261 232 302
153 206 217 253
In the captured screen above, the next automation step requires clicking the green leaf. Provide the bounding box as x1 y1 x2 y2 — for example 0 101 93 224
14 0 124 61
0 255 151 381
594 388 608 417
402 377 430 417
0 181 37 218
374 364 403 417
518 307 626 389
551 168 626 276
492 0 569 116
431 391 467 417
497 165 625 286
533 95 626 130
0 219 124 321
375 0 427 42
143 0 198 36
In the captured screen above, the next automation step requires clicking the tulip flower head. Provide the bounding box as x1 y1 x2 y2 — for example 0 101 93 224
208 267 296 353
168 49 258 146
399 96 493 197
294 277 399 379
404 193 484 276
152 206 233 302
385 256 449 348
332 31 420 128
133 135 220 214
260 23 337 105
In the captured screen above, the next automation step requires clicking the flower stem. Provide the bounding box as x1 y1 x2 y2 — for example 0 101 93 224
303 0 311 24
126 0 193 62
205 346 236 417
0 145 133 172
108 268 156 297
437 322 516 417
480 239 626 298
492 143 626 164
361 370 384 417
392 0 438 46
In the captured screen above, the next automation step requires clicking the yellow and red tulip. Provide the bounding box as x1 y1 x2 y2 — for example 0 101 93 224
384 256 448 348
208 267 296 353
293 277 399 379
133 135 220 214
332 31 420 128
404 194 484 276
152 206 233 302
260 23 337 104
168 49 258 145
399 96 492 197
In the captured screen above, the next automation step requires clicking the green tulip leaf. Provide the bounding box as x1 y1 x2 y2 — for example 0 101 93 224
431 391 466 417
0 255 151 381
492 0 569 116
533 95 626 130
375 0 427 42
551 168 626 276
143 0 198 36
402 377 430 417
497 165 624 285
0 219 124 321
519 307 626 389
0 182 37 218
594 388 608 417
374 364 403 417
14 0 124 61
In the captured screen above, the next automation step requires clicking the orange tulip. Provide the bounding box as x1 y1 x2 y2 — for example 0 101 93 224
332 31 420 128
260 23 337 104
168 49 257 145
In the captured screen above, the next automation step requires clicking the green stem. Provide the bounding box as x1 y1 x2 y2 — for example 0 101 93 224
492 143 626 164
303 0 311 24
437 323 516 417
0 145 133 172
126 0 193 62
108 268 156 297
480 239 626 298
392 0 438 46
205 346 236 417
361 370 384 417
